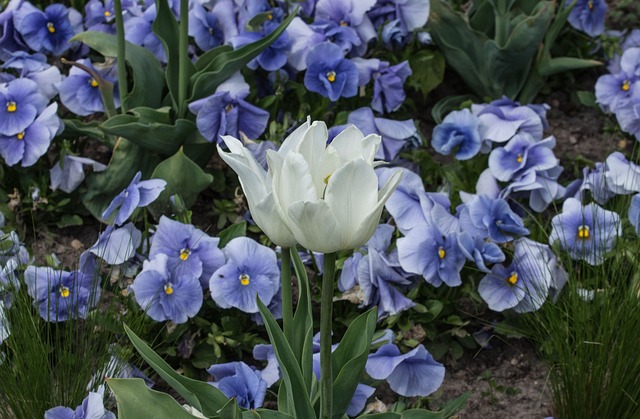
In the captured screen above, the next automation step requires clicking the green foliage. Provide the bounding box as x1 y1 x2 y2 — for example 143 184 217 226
427 0 601 103
108 378 199 419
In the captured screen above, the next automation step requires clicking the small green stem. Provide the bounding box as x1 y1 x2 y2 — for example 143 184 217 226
113 0 128 112
281 248 293 344
177 0 189 119
320 252 336 419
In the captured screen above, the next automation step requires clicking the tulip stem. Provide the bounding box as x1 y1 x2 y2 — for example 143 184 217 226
320 252 336 419
177 0 189 119
281 247 293 343
113 0 127 112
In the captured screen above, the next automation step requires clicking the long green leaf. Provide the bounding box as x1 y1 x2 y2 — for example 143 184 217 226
258 299 317 419
188 11 296 102
194 45 234 72
330 308 377 419
107 378 200 419
290 248 315 393
242 410 294 419
219 397 243 419
61 119 112 147
123 324 230 416
538 57 602 77
71 31 164 109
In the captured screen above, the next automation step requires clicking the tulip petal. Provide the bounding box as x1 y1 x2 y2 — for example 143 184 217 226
274 152 317 216
287 200 341 253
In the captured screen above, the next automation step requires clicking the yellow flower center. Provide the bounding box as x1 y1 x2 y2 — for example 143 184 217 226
179 248 191 261
340 20 348 27
323 174 332 185
239 273 250 286
326 71 336 83
164 283 174 295
6 101 16 113
587 1 593 10
89 78 99 88
104 10 111 17
622 80 631 91
47 22 55 33
59 286 70 298
225 104 234 113
578 225 590 239
438 246 445 259
267 13 273 20
508 272 518 285
17 132 25 140
516 153 523 163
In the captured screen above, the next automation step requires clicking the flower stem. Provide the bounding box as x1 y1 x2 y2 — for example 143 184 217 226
320 252 336 419
113 0 127 112
177 0 189 119
281 247 293 343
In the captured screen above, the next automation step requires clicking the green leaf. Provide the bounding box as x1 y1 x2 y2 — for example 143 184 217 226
537 57 601 77
71 31 164 109
330 308 377 419
356 392 470 418
107 378 199 419
218 397 243 419
407 50 445 99
258 299 317 419
151 0 195 111
218 222 247 248
242 410 294 419
430 95 476 124
149 148 213 217
61 119 112 147
99 107 200 155
194 45 234 72
81 139 160 220
291 248 315 393
576 90 597 108
123 324 230 416
188 11 296 102
55 215 83 229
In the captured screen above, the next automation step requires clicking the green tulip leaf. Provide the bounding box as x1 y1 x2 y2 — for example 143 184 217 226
356 390 470 418
407 50 445 99
70 31 164 109
242 410 294 419
61 119 112 147
218 397 244 419
194 44 234 72
218 222 247 248
107 378 200 419
538 57 602 77
123 324 230 416
149 148 213 217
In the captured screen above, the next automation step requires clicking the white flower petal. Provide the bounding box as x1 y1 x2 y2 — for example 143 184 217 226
287 200 341 253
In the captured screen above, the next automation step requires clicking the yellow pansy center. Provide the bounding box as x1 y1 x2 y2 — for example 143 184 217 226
17 132 25 140
6 101 17 113
47 22 55 33
267 13 273 20
622 80 631 91
438 246 446 259
516 153 523 163
507 272 518 285
339 20 348 27
59 285 70 298
239 273 250 286
587 1 594 10
89 78 99 88
104 10 111 17
164 283 174 295
179 248 191 261
225 104 234 113
326 71 336 83
578 225 590 239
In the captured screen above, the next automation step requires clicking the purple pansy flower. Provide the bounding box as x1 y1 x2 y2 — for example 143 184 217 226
45 386 115 419
1 51 62 99
595 48 640 113
458 233 505 273
149 216 225 288
604 151 640 195
209 237 280 314
50 155 107 193
304 42 358 102
13 2 82 56
101 171 166 226
188 0 237 52
488 133 558 182
365 343 445 397
124 5 165 62
59 58 121 116
130 254 203 323
0 77 48 136
84 0 140 33
24 252 101 322
458 195 529 243
207 361 267 409
252 344 280 387
89 223 141 265
230 19 292 72
431 108 482 160
565 0 607 37
549 198 621 266
0 0 29 61
347 384 375 417
471 97 546 146
628 194 640 236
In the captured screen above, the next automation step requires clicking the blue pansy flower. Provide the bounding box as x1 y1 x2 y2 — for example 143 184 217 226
304 42 358 102
13 2 82 56
628 194 640 236
209 237 280 314
457 233 505 273
458 195 529 243
208 361 267 409
595 48 640 113
365 343 445 397
230 19 292 72
488 133 558 182
565 0 607 37
188 0 237 52
45 386 115 419
124 5 166 62
0 0 29 61
604 151 640 195
549 198 621 266
101 171 166 226
347 384 375 416
89 223 141 266
59 58 121 116
432 108 482 160
253 344 280 387
0 77 48 136
50 155 107 194
24 252 101 322
149 216 225 288
84 0 141 33
1 51 63 99
130 254 203 324
397 224 465 287
471 97 546 146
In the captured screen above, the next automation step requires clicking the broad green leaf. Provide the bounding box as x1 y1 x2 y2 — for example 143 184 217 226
538 57 601 77
430 95 476 124
61 119 112 147
107 378 199 419
81 139 160 219
194 45 234 72
242 410 294 419
330 308 377 419
123 324 230 416
149 148 213 217
71 31 164 109
218 397 243 419
258 299 317 419
152 0 195 111
218 222 247 248
356 392 470 418
407 50 445 99
99 107 199 155
188 11 296 102
291 248 315 393
55 215 83 229
576 90 597 108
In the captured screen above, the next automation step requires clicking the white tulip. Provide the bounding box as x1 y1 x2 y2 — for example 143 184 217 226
216 135 297 248
267 120 402 253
